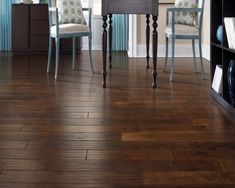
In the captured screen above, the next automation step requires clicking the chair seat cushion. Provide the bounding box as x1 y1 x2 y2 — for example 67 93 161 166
165 24 199 36
51 23 89 35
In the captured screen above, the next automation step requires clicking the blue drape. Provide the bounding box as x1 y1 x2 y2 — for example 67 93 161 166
0 0 18 51
112 14 129 51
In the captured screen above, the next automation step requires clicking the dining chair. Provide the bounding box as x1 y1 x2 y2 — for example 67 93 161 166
164 0 205 81
47 0 94 80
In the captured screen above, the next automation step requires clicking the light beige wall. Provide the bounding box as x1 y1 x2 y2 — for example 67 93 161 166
137 4 173 45
137 4 188 45
202 0 210 47
137 1 211 47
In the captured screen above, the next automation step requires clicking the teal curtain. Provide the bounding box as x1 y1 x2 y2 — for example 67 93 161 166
0 0 19 51
112 14 129 51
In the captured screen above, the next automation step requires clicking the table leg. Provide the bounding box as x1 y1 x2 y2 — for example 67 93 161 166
102 15 108 88
152 16 158 89
146 14 150 69
109 14 113 68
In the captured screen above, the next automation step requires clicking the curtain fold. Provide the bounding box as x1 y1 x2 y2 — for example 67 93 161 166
112 14 129 51
0 0 18 51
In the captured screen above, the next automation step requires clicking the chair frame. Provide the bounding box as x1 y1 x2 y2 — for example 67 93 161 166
164 0 205 82
47 0 94 80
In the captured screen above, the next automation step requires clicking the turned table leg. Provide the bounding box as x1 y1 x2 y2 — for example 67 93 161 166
152 16 158 89
109 14 113 68
102 15 108 88
146 14 150 69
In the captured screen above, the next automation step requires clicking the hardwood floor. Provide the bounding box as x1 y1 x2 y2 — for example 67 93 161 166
0 51 235 187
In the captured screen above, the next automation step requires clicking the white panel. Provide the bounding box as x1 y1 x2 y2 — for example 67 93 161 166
92 16 102 50
128 15 137 57
82 16 102 50
136 44 210 60
81 0 102 50
93 0 101 15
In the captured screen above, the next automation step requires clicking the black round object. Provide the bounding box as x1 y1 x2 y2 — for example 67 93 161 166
227 60 235 107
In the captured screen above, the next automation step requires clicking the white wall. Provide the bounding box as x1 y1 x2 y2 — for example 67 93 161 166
202 0 210 60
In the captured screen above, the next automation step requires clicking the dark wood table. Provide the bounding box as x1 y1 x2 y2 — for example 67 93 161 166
101 0 159 88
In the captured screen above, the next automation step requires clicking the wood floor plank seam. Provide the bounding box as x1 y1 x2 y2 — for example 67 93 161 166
214 159 227 172
18 124 24 132
0 53 235 186
85 150 88 160
24 141 30 150
87 112 90 119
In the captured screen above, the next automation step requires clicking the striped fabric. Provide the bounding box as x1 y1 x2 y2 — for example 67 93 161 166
0 0 19 51
112 14 129 51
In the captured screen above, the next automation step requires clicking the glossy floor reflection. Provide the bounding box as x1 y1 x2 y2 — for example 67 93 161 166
0 52 235 187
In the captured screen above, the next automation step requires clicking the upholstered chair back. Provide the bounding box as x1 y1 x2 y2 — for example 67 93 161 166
48 0 86 25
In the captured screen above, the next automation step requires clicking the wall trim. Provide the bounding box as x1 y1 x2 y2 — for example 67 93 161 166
82 43 211 61
135 44 210 61
82 44 102 51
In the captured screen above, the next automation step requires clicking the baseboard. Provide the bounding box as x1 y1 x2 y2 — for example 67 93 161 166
136 44 210 61
81 43 211 61
82 44 102 51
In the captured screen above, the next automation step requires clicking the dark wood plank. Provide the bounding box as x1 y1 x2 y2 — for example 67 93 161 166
0 159 220 172
0 184 109 188
0 124 22 131
110 185 235 188
172 149 213 161
0 132 120 141
87 149 174 160
0 141 27 149
144 171 235 185
0 170 143 184
0 149 86 160
26 140 190 150
0 52 235 187
122 131 235 142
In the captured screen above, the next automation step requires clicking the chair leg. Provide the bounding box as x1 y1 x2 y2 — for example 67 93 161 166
47 37 52 73
55 37 60 80
72 37 76 70
89 36 94 73
192 39 197 73
170 38 175 82
164 36 169 72
199 37 205 80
